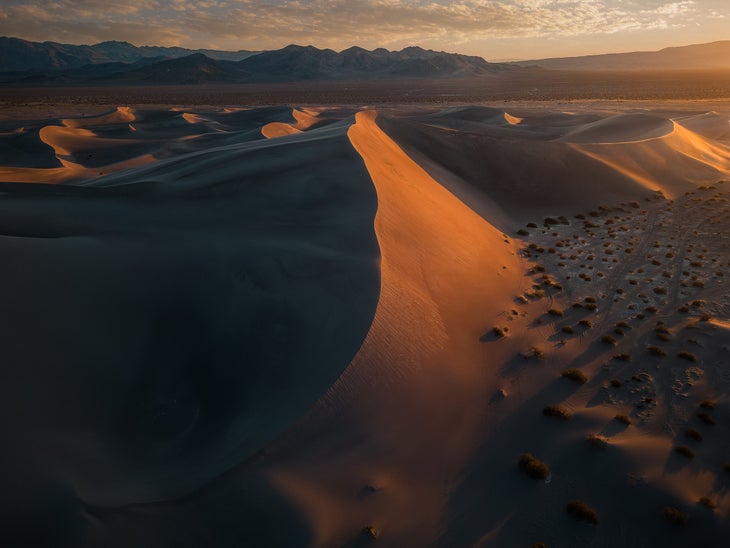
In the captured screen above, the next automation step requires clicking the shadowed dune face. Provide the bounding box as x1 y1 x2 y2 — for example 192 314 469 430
0 110 380 545
2 103 730 547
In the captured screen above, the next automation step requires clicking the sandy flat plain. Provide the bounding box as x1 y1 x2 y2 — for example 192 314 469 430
1 93 730 547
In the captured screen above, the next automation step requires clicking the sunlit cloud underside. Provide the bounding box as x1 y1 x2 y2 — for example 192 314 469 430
1 0 728 59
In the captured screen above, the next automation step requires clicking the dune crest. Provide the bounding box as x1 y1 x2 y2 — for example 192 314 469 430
62 106 135 128
268 110 522 545
261 107 322 139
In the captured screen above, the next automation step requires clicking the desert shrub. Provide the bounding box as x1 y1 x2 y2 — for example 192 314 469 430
700 400 716 410
699 496 717 509
616 321 630 329
517 229 530 236
656 333 672 342
677 351 697 362
613 353 631 362
586 434 608 449
678 305 690 313
532 543 547 548
685 428 703 441
697 412 715 425
645 306 658 313
663 506 688 526
561 325 575 334
614 414 632 425
523 346 545 360
601 335 617 345
548 308 563 317
543 404 571 420
518 453 550 480
566 500 598 524
492 326 506 338
362 526 379 539
584 296 597 303
578 319 592 327
584 303 598 311
647 345 666 357
562 369 588 384
610 379 622 388
675 445 696 458
654 287 667 295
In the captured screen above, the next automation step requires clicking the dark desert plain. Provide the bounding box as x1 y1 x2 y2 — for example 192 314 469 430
3 43 730 548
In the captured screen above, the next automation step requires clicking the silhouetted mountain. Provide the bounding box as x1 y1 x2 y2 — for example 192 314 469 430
0 37 256 72
0 42 512 85
103 53 243 84
236 44 505 81
516 41 730 71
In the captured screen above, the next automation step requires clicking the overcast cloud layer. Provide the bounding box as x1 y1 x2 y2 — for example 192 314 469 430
1 0 728 60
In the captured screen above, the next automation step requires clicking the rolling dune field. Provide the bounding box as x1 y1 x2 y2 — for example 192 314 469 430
1 102 730 547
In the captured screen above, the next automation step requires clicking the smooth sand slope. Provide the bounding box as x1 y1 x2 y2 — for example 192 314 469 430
1 104 730 547
0 108 380 546
266 110 522 546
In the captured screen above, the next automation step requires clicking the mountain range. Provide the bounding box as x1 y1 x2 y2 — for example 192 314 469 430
517 40 730 71
0 39 506 84
1 37 729 85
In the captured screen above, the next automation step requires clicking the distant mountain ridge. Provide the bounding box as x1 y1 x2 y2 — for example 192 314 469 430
0 39 511 84
517 41 730 71
0 37 257 72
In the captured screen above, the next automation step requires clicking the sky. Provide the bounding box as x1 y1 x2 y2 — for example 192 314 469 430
1 0 728 61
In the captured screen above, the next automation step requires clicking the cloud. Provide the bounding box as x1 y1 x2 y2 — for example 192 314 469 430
0 0 724 54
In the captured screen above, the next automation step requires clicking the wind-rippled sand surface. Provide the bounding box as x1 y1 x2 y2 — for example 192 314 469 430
2 103 730 547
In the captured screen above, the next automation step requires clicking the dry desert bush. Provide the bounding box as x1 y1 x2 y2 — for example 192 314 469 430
518 453 550 480
663 506 688 527
566 500 598 524
543 404 572 420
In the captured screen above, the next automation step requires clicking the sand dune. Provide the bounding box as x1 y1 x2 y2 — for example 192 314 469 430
267 110 523 545
2 103 730 547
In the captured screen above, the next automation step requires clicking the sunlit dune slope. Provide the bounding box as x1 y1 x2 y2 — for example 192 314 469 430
376 107 730 227
267 110 523 546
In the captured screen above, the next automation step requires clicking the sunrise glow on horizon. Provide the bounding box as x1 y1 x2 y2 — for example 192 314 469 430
1 0 728 61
